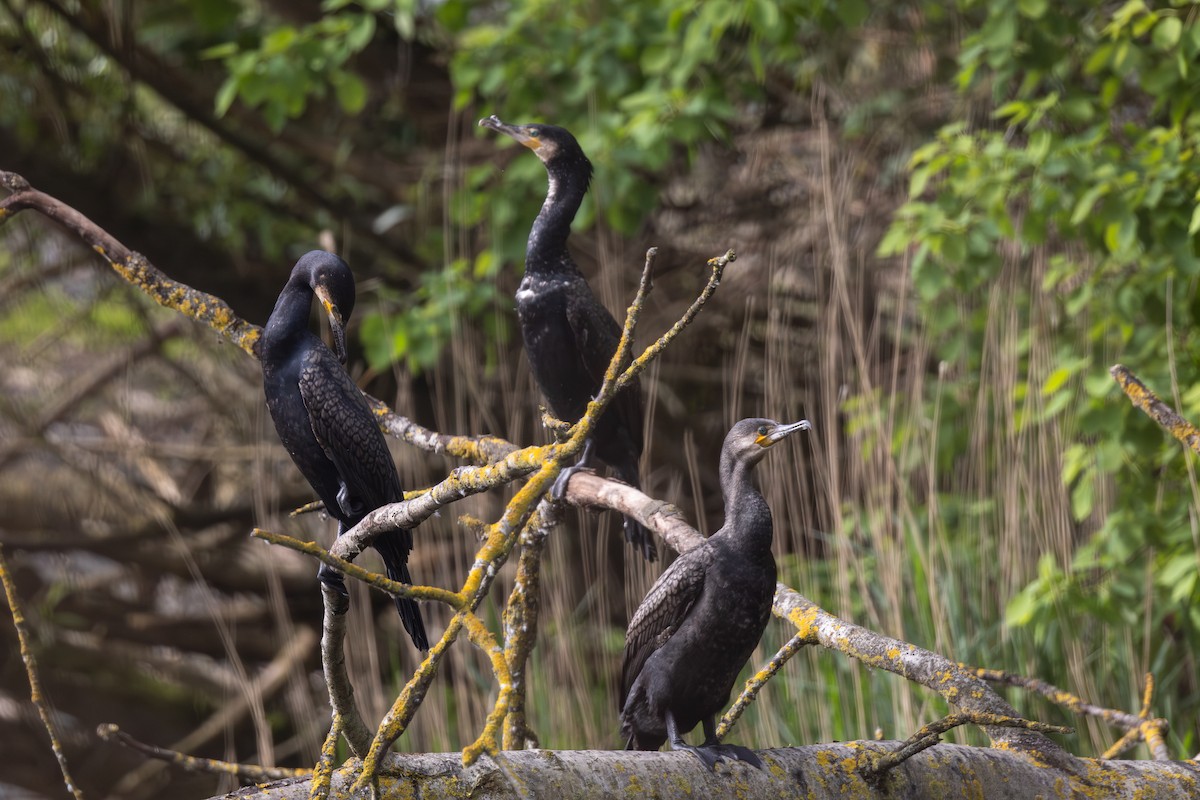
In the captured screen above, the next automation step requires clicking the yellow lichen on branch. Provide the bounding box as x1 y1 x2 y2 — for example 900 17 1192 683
1111 364 1200 454
250 528 465 608
718 633 807 740
501 501 559 750
461 612 513 765
964 666 1171 762
858 712 1072 777
96 724 309 782
308 715 344 800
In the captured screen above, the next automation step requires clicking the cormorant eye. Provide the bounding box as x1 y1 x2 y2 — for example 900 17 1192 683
528 127 540 137
757 425 769 436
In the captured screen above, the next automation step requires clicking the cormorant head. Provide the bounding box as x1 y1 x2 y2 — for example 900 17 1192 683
725 417 812 467
291 250 356 364
478 115 592 177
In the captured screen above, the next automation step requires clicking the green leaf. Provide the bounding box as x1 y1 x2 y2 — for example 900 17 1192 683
1070 184 1107 227
200 42 239 60
214 77 240 117
1042 366 1072 396
263 26 298 55
1153 17 1182 50
332 71 367 114
346 13 376 52
1071 474 1095 520
1017 0 1047 20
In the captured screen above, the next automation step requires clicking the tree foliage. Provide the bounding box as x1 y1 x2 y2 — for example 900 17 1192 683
881 0 1200 735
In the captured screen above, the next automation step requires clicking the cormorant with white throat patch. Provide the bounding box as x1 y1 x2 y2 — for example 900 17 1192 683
479 114 655 561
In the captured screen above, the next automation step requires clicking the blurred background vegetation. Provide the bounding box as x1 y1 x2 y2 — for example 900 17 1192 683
2 0 1199 796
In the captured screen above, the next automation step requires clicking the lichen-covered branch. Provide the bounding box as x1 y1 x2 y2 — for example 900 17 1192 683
858 712 1071 778
966 666 1171 761
357 614 465 788
501 500 561 750
201 745 1200 800
309 716 343 800
0 169 516 463
95 724 309 782
717 632 806 740
1111 364 1200 454
613 249 733 393
251 528 464 607
0 545 85 800
331 446 553 561
461 612 513 765
0 172 261 357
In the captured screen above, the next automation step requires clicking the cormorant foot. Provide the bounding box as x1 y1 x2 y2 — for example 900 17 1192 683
675 742 763 772
551 438 598 501
624 517 658 562
317 562 350 597
550 461 593 500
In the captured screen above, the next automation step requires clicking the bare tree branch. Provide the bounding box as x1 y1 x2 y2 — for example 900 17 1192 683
95 724 308 782
0 546 85 800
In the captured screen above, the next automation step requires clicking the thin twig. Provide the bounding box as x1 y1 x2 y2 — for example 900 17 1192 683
860 712 1072 777
96 724 308 781
251 528 464 607
461 612 514 764
717 632 807 740
0 546 86 800
308 715 343 800
967 666 1170 759
614 249 732 395
502 500 561 750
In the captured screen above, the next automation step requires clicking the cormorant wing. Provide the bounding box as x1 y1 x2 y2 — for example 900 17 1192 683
564 284 643 452
297 347 404 515
620 544 714 708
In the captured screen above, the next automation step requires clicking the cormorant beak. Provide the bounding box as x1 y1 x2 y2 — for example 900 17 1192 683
479 114 541 151
313 284 348 364
757 420 812 447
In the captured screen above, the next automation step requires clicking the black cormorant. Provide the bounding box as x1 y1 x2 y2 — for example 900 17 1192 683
479 115 655 561
619 417 811 770
260 250 429 651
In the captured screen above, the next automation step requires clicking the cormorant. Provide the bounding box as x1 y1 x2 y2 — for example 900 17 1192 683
260 250 429 651
478 115 655 561
619 417 811 770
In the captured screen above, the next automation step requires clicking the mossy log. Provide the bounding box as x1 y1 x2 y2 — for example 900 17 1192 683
224 744 1200 799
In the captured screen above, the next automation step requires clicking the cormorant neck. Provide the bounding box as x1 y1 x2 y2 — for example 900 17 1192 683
718 451 773 547
525 160 590 277
263 278 313 350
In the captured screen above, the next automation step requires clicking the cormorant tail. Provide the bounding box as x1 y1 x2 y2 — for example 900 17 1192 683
373 535 430 651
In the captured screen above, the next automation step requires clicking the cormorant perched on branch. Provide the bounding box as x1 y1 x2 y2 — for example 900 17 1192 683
260 251 429 651
620 417 811 770
479 115 655 561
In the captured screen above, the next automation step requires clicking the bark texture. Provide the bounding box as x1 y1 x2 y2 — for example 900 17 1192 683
223 745 1200 799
